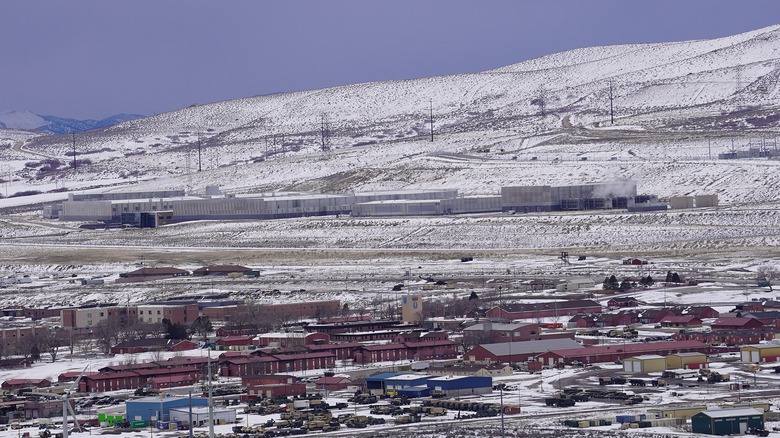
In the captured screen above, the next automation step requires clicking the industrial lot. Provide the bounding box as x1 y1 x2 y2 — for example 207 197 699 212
1 250 780 437
43 180 716 227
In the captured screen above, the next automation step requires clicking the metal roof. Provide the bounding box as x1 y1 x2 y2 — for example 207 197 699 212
698 408 762 418
480 338 581 356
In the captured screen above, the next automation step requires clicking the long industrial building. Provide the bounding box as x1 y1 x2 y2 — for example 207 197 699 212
46 180 713 226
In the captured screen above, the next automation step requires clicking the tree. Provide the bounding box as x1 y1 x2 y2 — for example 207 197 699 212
190 316 213 341
666 271 673 283
671 272 681 283
93 318 122 354
39 330 64 363
469 291 479 300
619 279 633 291
603 275 620 291
163 319 189 340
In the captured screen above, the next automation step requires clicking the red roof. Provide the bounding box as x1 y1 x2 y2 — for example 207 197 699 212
541 340 708 357
84 372 139 380
661 316 701 323
3 378 49 386
272 352 335 360
134 367 198 376
149 374 196 384
712 317 762 327
307 342 362 351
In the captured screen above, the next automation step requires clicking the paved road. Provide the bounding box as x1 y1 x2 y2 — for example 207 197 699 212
12 140 57 159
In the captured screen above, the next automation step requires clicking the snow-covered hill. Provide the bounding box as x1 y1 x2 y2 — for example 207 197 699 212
3 24 780 207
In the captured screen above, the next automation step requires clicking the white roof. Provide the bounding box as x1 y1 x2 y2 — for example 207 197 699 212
386 374 430 381
628 354 666 360
699 408 762 418
427 375 469 381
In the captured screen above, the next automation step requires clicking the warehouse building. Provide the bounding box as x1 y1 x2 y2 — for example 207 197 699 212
666 352 708 370
623 355 667 373
426 375 492 397
691 408 764 436
50 180 676 224
501 180 637 213
740 343 780 363
125 397 208 423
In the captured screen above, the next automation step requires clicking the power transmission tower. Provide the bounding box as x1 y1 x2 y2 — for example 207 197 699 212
320 113 331 152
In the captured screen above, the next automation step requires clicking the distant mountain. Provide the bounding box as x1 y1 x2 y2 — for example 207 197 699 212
0 110 144 134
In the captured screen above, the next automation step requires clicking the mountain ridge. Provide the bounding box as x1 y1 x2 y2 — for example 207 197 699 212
0 110 144 134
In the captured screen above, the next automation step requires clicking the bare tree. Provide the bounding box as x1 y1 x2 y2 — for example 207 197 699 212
757 264 780 292
39 329 64 363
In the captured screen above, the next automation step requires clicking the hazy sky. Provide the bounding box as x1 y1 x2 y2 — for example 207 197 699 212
2 0 779 119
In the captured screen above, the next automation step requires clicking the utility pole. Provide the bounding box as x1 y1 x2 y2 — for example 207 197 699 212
72 132 77 169
499 384 505 438
188 390 194 438
609 80 615 125
207 349 214 438
197 133 202 172
429 99 434 142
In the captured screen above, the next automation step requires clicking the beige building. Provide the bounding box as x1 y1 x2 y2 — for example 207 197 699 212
401 295 423 323
61 307 114 329
666 352 708 370
741 343 780 363
623 354 666 373
649 403 770 420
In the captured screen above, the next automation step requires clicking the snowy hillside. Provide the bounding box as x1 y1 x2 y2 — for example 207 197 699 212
1 25 779 216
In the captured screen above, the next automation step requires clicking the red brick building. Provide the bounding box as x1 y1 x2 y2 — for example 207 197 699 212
242 375 305 401
485 300 601 320
2 378 51 391
711 317 766 330
535 340 711 367
462 322 540 344
660 316 703 328
117 267 189 283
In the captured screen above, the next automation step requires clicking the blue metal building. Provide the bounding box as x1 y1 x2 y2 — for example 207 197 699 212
126 396 209 422
365 372 402 392
426 375 492 397
383 374 433 395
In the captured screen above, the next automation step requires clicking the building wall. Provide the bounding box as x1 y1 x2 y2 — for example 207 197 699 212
666 354 707 370
669 197 695 209
402 295 423 323
440 196 502 214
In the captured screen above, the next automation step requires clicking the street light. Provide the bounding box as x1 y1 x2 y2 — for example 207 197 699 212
498 383 505 438
148 410 154 438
